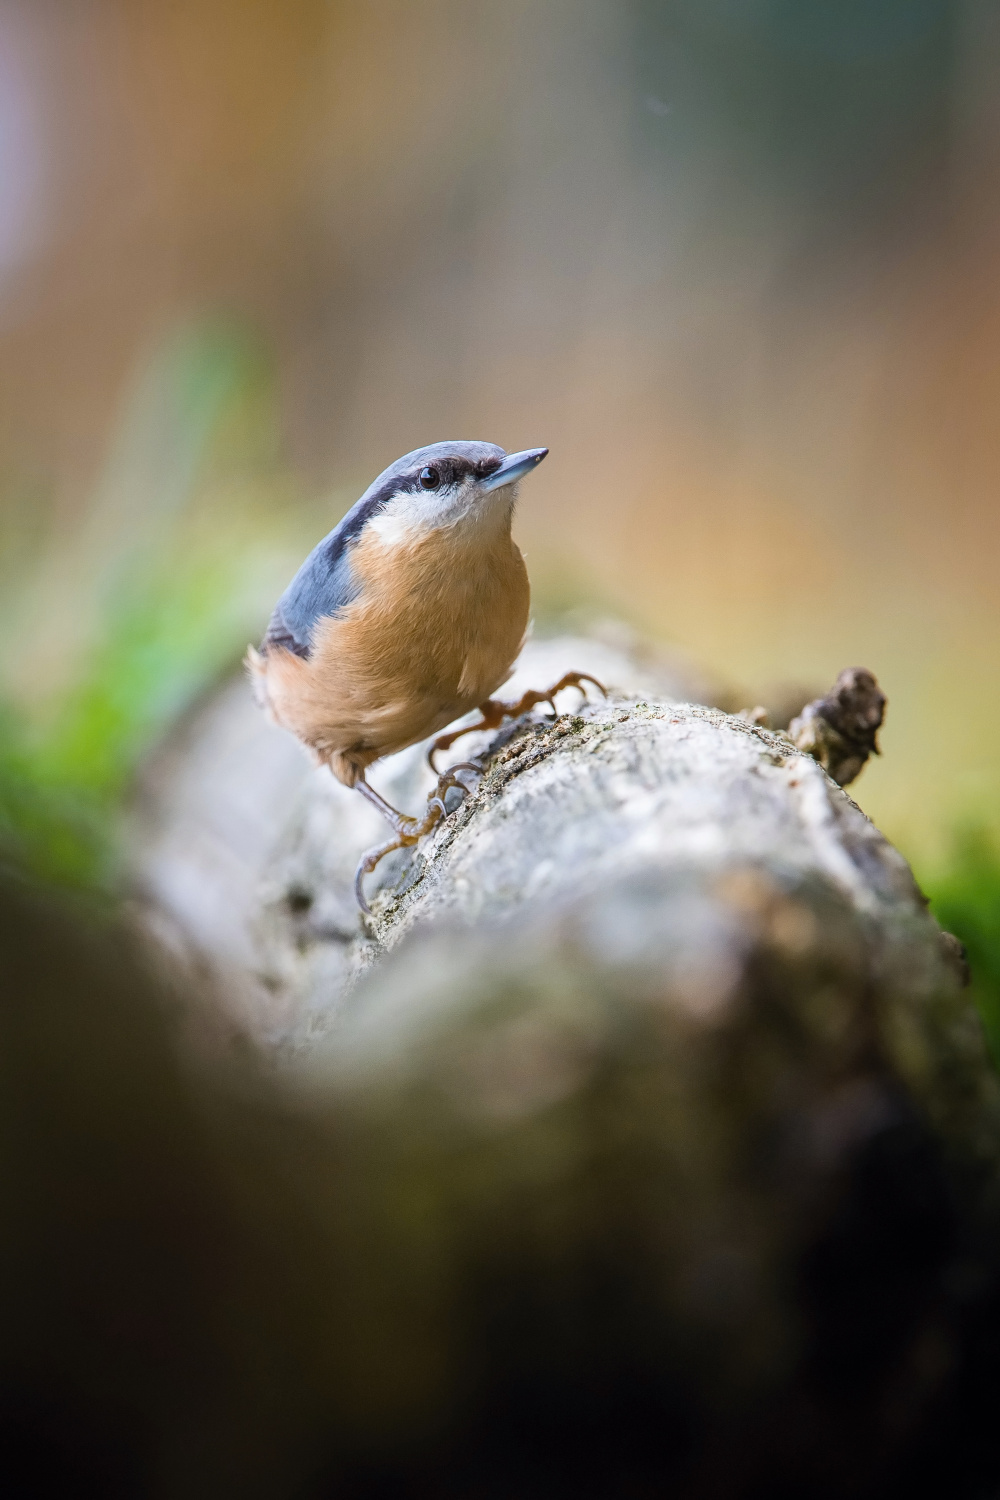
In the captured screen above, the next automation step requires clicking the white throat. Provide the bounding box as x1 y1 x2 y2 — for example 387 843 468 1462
368 481 517 547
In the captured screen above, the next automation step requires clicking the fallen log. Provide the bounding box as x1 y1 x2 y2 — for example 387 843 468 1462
23 636 1000 1494
255 674 950 1038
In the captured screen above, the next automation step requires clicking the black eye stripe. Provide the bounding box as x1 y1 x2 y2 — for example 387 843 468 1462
407 456 497 492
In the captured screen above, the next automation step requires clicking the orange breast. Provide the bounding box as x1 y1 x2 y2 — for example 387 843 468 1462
254 517 530 785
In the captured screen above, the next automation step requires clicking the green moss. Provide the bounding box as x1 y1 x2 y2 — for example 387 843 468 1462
924 828 1000 1068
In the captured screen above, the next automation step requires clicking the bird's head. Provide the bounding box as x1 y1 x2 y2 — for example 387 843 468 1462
361 440 548 544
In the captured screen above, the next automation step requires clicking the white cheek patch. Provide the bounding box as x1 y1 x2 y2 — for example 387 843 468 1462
367 481 481 546
367 508 423 547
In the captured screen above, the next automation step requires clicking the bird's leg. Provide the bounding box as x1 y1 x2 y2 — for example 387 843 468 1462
427 699 508 773
428 672 606 772
354 775 424 839
353 764 481 913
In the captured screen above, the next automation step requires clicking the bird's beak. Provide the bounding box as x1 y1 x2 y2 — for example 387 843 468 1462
479 447 549 492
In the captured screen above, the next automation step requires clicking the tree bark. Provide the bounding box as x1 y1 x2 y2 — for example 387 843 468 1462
255 689 962 1044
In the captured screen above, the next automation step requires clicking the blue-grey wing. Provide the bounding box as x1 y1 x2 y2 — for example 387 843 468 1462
262 490 381 659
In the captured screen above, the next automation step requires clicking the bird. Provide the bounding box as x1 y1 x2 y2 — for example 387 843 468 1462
247 440 603 911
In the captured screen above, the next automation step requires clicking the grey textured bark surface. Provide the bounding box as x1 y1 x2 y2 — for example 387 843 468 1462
257 697 958 1048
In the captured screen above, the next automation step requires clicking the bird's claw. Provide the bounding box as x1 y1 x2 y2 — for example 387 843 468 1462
354 837 406 914
360 675 604 909
427 672 606 771
355 762 482 912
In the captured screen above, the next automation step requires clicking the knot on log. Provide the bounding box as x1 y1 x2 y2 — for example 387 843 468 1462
787 667 886 788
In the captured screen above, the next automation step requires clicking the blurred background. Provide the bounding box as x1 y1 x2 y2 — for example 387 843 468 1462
0 0 997 1025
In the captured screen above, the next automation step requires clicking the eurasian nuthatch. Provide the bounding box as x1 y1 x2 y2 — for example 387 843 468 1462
247 441 602 909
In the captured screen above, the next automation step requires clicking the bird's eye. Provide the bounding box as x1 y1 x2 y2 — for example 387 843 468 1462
419 466 440 490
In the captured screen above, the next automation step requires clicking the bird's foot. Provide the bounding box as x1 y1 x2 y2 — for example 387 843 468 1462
428 672 606 771
353 764 481 913
424 761 482 818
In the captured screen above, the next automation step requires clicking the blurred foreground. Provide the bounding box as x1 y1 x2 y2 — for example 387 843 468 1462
2 813 999 1497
